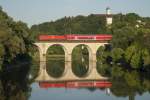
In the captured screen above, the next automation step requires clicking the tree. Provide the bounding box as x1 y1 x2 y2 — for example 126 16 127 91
124 71 141 88
0 44 5 69
111 48 124 63
0 7 31 64
142 49 150 67
125 45 137 64
130 52 142 69
111 26 136 50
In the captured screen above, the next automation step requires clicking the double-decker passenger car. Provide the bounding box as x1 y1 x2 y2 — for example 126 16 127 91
38 34 112 41
39 35 66 41
66 34 112 40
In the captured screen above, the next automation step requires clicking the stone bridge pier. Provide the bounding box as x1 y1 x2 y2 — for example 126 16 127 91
34 42 108 82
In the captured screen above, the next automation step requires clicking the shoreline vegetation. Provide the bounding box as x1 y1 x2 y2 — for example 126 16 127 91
0 6 150 79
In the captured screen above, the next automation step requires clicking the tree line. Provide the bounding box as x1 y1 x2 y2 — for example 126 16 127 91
0 6 150 74
31 12 150 71
0 7 32 71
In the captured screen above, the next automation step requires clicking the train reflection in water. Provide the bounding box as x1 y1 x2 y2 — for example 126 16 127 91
39 81 112 88
39 81 112 95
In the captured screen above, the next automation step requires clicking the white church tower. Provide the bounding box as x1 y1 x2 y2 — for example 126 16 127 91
106 7 112 25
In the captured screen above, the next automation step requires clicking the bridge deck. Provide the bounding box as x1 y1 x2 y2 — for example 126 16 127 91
37 40 110 43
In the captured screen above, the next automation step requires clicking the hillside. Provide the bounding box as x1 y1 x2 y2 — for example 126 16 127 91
30 12 150 70
30 13 150 41
30 14 107 40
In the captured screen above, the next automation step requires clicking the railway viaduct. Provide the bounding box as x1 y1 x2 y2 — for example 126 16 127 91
34 39 110 82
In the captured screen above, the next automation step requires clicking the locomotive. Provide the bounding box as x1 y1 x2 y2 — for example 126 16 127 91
39 34 112 41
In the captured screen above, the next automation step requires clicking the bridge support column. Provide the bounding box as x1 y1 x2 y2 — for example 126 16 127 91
34 43 51 81
92 53 97 68
86 48 107 80
86 53 99 79
64 53 78 80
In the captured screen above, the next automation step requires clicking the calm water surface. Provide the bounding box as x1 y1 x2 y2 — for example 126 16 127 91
29 83 150 100
0 54 150 100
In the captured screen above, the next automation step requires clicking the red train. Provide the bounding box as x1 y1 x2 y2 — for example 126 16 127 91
39 34 112 41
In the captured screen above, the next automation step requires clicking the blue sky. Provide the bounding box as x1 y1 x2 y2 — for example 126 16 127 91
0 0 150 27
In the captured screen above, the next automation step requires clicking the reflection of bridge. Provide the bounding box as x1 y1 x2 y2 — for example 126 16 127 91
39 81 112 88
34 35 112 82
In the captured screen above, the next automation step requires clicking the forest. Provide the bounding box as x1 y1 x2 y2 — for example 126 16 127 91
0 6 150 75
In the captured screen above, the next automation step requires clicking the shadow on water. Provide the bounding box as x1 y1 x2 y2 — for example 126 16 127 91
0 54 32 100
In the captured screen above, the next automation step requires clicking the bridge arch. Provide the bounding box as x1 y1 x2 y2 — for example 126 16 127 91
34 42 109 81
46 44 68 78
96 46 106 75
71 44 93 78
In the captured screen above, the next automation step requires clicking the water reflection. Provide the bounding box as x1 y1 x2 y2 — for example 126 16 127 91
30 83 150 100
72 45 89 77
0 57 31 100
38 81 112 88
0 56 150 100
110 71 150 100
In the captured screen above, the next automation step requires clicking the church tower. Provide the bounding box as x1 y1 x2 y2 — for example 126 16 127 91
106 7 112 25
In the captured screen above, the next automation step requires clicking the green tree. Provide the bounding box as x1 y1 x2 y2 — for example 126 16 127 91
124 71 141 88
0 7 31 66
0 44 5 69
125 45 136 64
111 48 124 63
130 52 142 69
142 48 150 67
111 26 136 49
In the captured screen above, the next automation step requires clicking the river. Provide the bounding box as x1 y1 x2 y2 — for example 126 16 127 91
30 82 150 100
0 56 150 100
